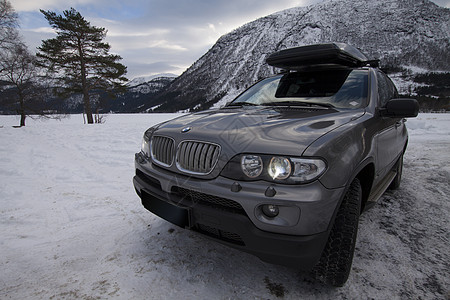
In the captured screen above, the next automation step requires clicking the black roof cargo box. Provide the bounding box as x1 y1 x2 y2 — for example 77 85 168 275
266 43 370 69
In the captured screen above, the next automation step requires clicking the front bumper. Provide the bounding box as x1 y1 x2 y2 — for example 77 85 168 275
133 153 344 269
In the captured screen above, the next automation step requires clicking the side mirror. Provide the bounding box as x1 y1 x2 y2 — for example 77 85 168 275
382 98 419 118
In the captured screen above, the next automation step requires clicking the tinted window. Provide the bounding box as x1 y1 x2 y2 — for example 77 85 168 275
386 76 399 98
377 71 398 107
231 69 368 109
276 70 352 97
233 76 280 105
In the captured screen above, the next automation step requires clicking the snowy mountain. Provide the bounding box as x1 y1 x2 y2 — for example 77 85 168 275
0 75 176 114
100 76 176 113
127 73 177 89
127 76 176 95
58 75 177 113
148 0 449 112
63 75 177 113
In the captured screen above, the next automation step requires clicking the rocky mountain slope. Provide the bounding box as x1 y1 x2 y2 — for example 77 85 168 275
112 76 175 113
148 0 449 112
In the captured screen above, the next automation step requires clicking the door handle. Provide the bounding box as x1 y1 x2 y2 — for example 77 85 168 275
395 121 402 128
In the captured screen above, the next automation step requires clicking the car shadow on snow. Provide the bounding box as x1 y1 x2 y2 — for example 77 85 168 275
129 219 337 298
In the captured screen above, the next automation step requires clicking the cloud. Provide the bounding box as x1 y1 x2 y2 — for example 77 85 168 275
12 0 450 79
124 61 186 78
147 40 188 51
5 0 347 79
106 28 170 38
27 27 55 34
11 0 100 12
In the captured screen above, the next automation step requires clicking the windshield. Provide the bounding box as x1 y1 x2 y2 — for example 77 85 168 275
230 69 368 109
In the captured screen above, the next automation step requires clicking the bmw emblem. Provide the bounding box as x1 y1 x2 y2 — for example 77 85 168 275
181 127 191 133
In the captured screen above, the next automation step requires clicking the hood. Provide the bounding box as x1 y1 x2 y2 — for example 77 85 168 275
154 106 365 157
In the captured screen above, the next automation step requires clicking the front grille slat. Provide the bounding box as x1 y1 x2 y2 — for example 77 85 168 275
162 138 169 164
177 141 220 175
200 144 209 171
178 142 186 169
165 139 170 161
160 138 164 161
187 142 195 171
205 145 215 171
151 136 174 167
194 143 204 172
158 137 164 161
159 138 165 164
186 142 194 170
168 141 174 164
211 147 220 170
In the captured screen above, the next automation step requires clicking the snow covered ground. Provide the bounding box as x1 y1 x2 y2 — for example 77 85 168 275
0 113 448 299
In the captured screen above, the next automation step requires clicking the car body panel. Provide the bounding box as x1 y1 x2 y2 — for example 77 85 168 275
135 153 345 236
152 107 366 179
133 47 416 270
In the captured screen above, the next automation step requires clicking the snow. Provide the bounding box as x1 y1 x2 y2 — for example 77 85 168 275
388 66 449 96
211 88 241 109
127 74 177 87
1 113 449 299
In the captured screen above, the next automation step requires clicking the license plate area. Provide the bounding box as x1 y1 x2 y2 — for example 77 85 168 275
141 190 191 228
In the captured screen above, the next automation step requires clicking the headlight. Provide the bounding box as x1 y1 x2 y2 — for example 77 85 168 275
141 135 150 157
140 126 158 158
290 158 326 182
221 154 326 184
241 155 263 178
268 157 291 180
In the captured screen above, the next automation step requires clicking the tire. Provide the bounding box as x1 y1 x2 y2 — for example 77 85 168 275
312 178 362 287
388 154 403 190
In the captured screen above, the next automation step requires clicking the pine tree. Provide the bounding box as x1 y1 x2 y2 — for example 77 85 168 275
37 8 127 124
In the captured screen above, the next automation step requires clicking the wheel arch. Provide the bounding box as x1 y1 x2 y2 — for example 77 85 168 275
403 138 409 153
354 162 375 212
324 157 375 233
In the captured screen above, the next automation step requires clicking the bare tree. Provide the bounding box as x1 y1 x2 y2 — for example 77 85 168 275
0 44 48 126
0 0 19 71
0 1 61 126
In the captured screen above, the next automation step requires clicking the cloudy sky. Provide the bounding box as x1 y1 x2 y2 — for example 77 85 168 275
10 0 450 80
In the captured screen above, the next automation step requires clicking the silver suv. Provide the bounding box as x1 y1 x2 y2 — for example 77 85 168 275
133 43 419 286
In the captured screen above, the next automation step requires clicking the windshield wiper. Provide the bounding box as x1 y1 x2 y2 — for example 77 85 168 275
262 101 335 108
227 102 259 107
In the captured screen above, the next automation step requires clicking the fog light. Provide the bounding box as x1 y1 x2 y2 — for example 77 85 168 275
262 204 279 218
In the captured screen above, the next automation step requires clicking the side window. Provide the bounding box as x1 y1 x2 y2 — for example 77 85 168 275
377 71 397 107
385 75 399 99
376 71 390 107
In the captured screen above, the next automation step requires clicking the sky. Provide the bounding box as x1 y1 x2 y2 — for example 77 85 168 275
9 0 450 80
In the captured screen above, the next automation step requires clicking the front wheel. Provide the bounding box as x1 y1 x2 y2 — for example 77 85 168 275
312 178 362 287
